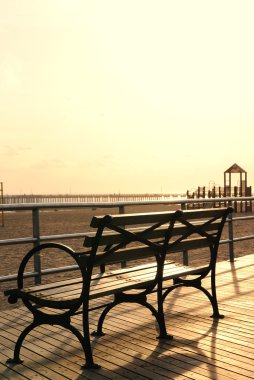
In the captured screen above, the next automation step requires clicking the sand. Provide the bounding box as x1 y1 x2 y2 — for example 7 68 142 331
1 205 254 310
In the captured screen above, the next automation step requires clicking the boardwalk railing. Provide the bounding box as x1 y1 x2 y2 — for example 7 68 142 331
1 196 254 285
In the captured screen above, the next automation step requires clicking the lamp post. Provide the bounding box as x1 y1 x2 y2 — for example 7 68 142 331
1 182 4 227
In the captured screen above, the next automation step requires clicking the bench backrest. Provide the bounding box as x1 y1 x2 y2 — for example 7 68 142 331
82 207 233 270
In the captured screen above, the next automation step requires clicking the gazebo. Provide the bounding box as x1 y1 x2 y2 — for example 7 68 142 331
224 163 248 197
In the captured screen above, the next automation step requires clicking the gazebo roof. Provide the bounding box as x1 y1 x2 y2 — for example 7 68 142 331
224 163 246 174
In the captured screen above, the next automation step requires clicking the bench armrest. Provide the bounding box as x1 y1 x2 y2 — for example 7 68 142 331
16 243 83 289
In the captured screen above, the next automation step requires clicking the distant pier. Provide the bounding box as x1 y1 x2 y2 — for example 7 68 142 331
2 193 186 205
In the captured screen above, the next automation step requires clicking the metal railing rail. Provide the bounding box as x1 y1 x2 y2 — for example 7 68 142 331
1 196 254 284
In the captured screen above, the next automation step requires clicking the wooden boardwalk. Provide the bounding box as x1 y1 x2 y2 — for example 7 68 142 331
0 254 253 379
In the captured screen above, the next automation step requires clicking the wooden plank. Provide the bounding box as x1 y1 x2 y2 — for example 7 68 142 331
84 221 221 247
91 207 229 227
90 210 179 227
92 236 210 266
5 261 208 305
0 335 64 380
0 317 113 380
100 318 246 380
2 321 186 380
0 313 162 380
2 296 251 380
1 254 252 380
0 357 30 379
101 301 253 379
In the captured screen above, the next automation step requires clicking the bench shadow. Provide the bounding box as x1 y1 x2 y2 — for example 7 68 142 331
5 256 244 380
1 300 227 380
77 300 224 380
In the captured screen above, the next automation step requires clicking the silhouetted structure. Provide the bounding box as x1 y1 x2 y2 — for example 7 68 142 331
187 163 252 212
224 163 251 197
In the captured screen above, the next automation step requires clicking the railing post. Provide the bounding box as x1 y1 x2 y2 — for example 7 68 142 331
119 205 125 215
228 201 234 262
32 208 42 284
181 202 189 266
119 205 126 268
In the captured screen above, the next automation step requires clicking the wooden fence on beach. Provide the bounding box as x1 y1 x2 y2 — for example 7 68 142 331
187 186 253 212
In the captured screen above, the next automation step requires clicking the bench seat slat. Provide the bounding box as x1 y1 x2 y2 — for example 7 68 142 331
4 260 163 297
7 261 208 305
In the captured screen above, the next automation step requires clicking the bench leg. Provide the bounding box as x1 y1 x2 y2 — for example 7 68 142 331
164 277 224 320
211 277 224 318
91 301 117 337
81 313 101 369
6 311 100 370
91 293 173 341
6 322 38 365
209 272 224 319
198 285 224 319
154 313 173 340
156 290 173 340
197 270 224 319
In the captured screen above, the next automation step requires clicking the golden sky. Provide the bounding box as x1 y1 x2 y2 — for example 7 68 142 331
1 0 254 194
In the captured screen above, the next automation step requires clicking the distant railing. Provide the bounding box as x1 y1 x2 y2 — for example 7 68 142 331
1 196 254 285
2 193 185 204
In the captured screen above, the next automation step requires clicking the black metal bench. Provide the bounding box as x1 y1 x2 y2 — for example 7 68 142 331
4 206 233 369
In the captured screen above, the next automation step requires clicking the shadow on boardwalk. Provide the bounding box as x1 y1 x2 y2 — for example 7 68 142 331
0 254 253 379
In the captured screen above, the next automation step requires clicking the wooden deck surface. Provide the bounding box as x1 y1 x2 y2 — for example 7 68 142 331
0 254 253 380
